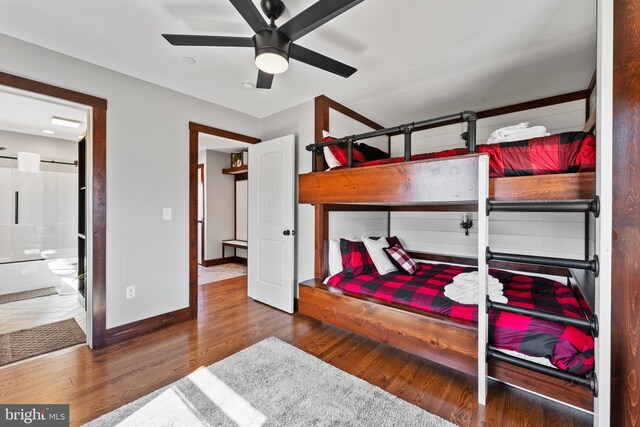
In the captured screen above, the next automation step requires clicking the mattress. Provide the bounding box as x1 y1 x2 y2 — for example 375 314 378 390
330 131 596 178
326 262 594 375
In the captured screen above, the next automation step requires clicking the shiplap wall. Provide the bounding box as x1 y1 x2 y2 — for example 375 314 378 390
388 100 586 156
327 100 588 260
390 100 587 260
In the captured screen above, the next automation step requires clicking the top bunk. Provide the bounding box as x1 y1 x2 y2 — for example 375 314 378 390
298 92 596 206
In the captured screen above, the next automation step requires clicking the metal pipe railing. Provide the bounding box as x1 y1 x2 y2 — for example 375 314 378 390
306 110 477 172
487 347 598 396
486 297 598 337
486 249 599 277
487 198 600 217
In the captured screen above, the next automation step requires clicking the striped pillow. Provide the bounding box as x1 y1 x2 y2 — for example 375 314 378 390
384 244 419 275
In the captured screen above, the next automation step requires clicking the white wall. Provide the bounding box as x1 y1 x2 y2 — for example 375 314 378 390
389 101 587 260
0 130 77 164
0 34 261 329
199 149 235 261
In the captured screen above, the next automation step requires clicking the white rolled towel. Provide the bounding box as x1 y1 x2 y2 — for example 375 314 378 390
487 124 550 144
443 271 508 305
444 284 507 305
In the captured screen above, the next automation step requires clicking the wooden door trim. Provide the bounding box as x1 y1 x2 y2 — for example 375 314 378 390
0 71 109 349
189 124 261 318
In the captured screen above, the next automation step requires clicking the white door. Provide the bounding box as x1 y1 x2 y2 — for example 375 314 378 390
248 135 295 313
197 164 204 265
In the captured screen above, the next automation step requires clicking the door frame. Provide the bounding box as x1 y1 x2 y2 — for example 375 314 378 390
0 71 108 348
188 122 260 317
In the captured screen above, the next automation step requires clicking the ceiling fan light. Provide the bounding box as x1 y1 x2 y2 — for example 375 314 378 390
255 51 289 74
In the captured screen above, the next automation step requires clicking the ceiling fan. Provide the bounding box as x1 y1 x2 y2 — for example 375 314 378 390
162 0 363 89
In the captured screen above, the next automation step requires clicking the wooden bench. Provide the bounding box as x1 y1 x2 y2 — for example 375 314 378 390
221 239 247 258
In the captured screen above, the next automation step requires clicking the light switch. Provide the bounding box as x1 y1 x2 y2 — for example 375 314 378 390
163 208 172 221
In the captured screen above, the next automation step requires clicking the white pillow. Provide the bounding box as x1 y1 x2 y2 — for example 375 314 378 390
323 146 342 169
362 236 397 275
322 131 342 169
329 239 342 276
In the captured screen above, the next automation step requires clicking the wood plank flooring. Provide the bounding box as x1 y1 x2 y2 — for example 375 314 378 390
0 276 592 426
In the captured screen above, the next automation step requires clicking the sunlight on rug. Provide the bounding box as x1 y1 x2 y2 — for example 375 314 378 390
85 338 453 427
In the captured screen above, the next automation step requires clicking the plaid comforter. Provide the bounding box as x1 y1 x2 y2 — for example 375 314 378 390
334 132 596 178
327 262 594 375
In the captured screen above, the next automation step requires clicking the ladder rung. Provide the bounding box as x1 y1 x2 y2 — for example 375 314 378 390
486 297 598 337
486 197 599 218
486 347 598 396
486 248 599 277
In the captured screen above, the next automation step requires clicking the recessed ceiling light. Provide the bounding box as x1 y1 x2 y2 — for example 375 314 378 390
42 129 56 135
182 57 196 65
241 81 256 89
51 117 82 128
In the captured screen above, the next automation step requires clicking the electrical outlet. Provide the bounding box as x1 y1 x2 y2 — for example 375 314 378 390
126 285 135 299
163 208 172 221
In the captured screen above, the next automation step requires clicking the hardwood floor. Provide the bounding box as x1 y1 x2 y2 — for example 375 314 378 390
0 276 592 426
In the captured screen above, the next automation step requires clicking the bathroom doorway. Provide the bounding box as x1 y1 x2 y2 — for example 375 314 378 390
0 86 91 364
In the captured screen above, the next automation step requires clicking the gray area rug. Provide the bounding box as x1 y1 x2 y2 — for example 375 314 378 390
0 318 85 366
0 287 57 305
198 263 247 286
86 337 453 426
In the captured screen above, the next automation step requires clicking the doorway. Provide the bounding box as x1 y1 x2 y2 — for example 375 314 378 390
0 72 107 349
192 125 257 287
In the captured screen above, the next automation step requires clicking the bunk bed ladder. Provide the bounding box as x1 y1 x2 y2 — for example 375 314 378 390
477 155 490 405
483 197 601 400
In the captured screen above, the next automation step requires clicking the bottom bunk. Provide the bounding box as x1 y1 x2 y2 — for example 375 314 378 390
298 261 595 411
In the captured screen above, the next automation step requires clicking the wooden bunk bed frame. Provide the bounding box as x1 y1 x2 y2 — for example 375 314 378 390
297 93 598 411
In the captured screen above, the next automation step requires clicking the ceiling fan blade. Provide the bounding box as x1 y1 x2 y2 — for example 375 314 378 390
289 44 356 78
256 70 274 89
162 34 254 47
278 0 364 42
229 0 269 33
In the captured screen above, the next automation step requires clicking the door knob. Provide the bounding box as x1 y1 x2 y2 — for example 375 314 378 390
197 220 203 224
283 230 291 236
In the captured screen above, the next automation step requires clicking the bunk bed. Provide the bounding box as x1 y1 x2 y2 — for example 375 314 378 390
297 96 600 411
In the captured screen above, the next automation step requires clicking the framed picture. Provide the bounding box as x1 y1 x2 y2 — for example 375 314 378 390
231 153 242 168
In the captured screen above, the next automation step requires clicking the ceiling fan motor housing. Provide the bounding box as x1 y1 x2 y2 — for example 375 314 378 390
253 29 291 62
260 0 286 21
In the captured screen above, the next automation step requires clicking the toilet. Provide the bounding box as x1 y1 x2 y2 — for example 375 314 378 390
42 248 79 295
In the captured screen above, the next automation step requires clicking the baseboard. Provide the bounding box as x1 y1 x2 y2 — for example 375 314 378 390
105 307 192 346
233 256 247 265
203 257 236 267
203 256 247 267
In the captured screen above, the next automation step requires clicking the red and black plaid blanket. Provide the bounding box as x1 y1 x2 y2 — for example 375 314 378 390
333 132 596 178
327 262 594 375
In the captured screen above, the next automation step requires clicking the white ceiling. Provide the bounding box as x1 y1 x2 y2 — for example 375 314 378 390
0 89 88 141
0 1 596 124
199 133 252 153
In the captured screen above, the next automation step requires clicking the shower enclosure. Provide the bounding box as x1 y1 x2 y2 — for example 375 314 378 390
0 160 78 295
